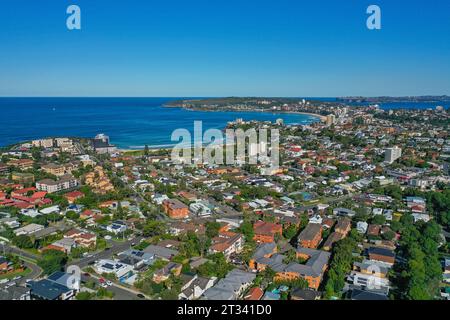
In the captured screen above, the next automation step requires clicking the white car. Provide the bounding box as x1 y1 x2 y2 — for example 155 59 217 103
100 282 108 288
106 280 113 286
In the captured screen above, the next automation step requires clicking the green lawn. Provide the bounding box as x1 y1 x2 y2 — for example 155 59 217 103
0 267 32 280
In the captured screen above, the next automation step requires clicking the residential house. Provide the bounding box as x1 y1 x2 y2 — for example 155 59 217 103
253 220 283 243
163 199 189 219
41 163 73 177
243 287 264 300
322 232 344 251
11 172 35 184
275 248 330 290
0 285 31 300
14 223 45 236
356 221 368 234
368 247 396 265
179 276 217 300
29 272 78 300
142 245 179 261
335 217 351 236
290 288 321 300
249 243 330 290
107 221 127 235
118 249 156 270
152 262 183 284
7 159 34 170
249 242 277 271
202 269 256 300
64 191 84 204
94 259 134 281
43 238 76 254
64 229 97 248
297 223 322 249
36 175 78 193
209 229 244 259
189 201 212 217
169 221 206 236
332 207 356 217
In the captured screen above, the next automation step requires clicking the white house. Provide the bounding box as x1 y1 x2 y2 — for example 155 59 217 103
14 223 45 236
179 276 217 300
94 259 134 280
20 209 40 218
189 201 212 217
107 222 127 235
202 269 256 300
357 221 369 234
152 194 169 205
309 214 323 225
39 205 60 215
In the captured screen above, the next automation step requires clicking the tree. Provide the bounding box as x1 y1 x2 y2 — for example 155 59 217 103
323 237 358 299
371 215 386 225
197 253 233 279
205 221 221 239
142 220 167 237
76 292 94 300
37 250 67 275
13 235 34 249
239 221 254 242
381 230 396 241
31 147 42 161
283 225 298 240
97 287 115 299
393 218 442 300
66 210 80 220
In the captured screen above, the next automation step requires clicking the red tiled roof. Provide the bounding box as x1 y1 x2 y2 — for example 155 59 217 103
65 191 84 198
31 191 47 199
253 220 282 236
12 187 36 195
244 287 264 300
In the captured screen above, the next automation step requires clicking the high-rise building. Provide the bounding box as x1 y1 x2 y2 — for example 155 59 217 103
326 114 336 126
384 147 402 164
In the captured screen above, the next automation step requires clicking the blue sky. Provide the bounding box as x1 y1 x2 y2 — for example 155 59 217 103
0 0 449 97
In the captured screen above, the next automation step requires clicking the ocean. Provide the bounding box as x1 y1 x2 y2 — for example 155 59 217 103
1 97 448 149
0 98 320 149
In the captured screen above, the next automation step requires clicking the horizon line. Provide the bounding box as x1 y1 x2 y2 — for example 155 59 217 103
0 95 449 99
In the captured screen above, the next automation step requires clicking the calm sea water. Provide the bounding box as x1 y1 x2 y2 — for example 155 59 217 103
0 98 320 149
1 97 447 149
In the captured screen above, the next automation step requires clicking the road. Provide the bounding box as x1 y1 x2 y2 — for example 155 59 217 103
296 194 356 211
0 243 42 285
2 243 39 261
69 236 150 300
80 273 148 300
3 239 147 300
71 237 144 269
18 261 42 285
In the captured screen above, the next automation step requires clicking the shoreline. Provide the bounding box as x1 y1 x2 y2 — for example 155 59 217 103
163 104 327 122
2 105 324 152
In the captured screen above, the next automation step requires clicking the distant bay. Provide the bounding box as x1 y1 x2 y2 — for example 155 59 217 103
0 98 321 149
1 97 448 149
